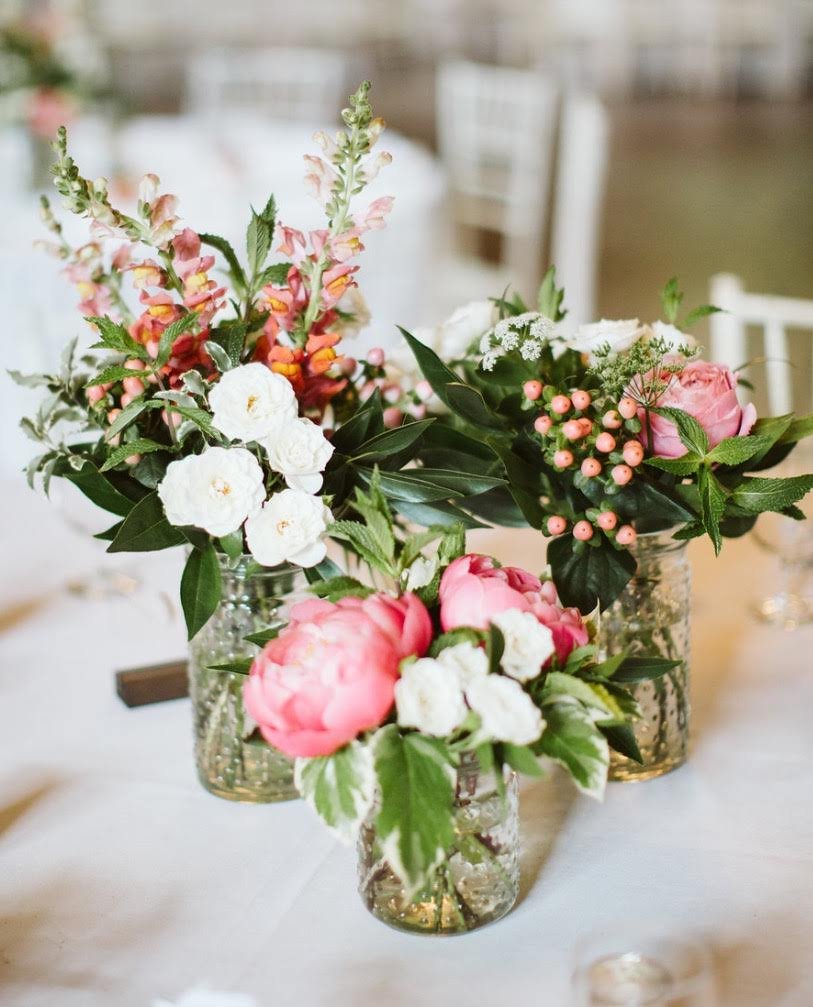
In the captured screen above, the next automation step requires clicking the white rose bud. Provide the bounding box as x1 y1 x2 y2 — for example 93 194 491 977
262 417 334 494
403 555 437 592
245 489 332 568
491 609 555 682
466 675 544 745
395 658 467 737
436 641 489 690
438 300 499 360
567 318 643 361
209 363 298 443
158 447 265 537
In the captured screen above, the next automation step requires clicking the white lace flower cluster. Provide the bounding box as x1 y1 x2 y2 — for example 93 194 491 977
157 364 333 567
395 614 555 746
480 312 555 371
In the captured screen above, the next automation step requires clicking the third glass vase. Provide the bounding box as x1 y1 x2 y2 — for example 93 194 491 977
599 528 691 781
188 557 305 803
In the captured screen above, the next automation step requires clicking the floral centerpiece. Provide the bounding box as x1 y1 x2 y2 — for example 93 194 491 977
397 271 813 778
242 477 673 933
13 82 497 801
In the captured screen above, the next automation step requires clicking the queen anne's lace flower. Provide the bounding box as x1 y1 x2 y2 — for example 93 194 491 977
158 447 265 537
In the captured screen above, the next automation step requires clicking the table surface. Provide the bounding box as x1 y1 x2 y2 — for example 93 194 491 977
2 480 812 1006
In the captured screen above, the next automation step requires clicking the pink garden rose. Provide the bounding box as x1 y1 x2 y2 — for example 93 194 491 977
244 592 432 758
439 555 587 663
641 360 757 459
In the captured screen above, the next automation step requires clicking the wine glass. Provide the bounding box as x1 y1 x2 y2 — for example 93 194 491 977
572 927 717 1006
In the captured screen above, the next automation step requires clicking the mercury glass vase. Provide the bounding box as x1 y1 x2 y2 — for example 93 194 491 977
357 755 519 935
188 557 304 803
600 528 691 782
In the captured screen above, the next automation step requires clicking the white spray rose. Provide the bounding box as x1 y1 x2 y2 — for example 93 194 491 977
436 641 489 690
567 318 643 361
157 447 265 537
647 320 697 353
491 609 555 682
209 362 297 442
395 658 467 736
437 300 498 360
261 417 335 494
245 489 332 567
466 675 544 745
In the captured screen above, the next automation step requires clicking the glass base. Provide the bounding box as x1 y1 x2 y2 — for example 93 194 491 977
197 735 297 804
609 750 687 782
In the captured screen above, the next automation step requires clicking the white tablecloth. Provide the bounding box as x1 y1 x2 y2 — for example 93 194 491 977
2 480 812 1006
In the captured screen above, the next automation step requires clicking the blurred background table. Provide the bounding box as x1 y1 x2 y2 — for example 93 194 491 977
1 477 812 1006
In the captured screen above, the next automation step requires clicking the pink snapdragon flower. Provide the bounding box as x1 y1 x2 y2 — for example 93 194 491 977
356 196 394 232
320 263 358 309
276 225 306 256
303 155 338 205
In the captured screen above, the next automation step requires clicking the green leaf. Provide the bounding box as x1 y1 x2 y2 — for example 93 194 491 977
203 340 233 373
601 724 643 763
445 383 505 430
660 276 683 324
547 535 637 613
64 462 137 517
610 656 681 683
246 210 271 276
107 491 187 553
310 576 375 602
354 469 460 503
535 701 609 798
199 232 247 290
394 500 488 530
373 727 456 895
651 406 709 457
180 543 222 640
244 626 281 648
537 265 567 321
156 312 197 369
257 262 292 288
211 319 247 368
730 474 813 514
501 743 544 777
105 398 150 441
697 467 727 554
295 742 375 842
94 520 123 541
8 369 55 388
85 365 150 387
487 624 505 674
398 326 461 410
777 411 813 445
351 418 435 461
462 487 528 528
706 434 775 467
100 438 169 472
218 530 244 560
207 658 253 675
428 627 483 657
330 390 384 455
328 519 394 575
303 557 344 584
85 315 146 357
682 304 722 329
542 671 617 718
645 453 704 476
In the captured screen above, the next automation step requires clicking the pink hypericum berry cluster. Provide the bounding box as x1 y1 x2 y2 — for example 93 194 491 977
529 383 645 548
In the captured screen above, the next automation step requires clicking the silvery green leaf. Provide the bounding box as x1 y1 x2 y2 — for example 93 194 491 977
295 741 376 844
203 340 233 373
154 390 198 408
535 700 610 800
181 369 208 398
542 672 616 718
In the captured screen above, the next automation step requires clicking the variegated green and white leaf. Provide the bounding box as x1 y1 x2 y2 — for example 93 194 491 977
535 700 610 800
542 672 618 720
295 741 376 843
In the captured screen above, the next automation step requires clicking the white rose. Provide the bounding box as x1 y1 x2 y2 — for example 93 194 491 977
436 641 489 690
403 555 438 591
209 362 297 442
261 417 335 494
466 675 544 745
437 300 498 360
245 488 332 567
395 658 467 736
567 318 643 360
491 609 555 682
157 447 265 537
647 320 697 353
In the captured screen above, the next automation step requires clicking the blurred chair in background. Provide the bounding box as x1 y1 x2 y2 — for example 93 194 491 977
549 91 609 328
184 46 349 125
435 59 608 324
435 60 557 307
709 273 813 416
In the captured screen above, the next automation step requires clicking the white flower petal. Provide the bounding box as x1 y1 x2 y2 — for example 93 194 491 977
263 417 334 487
491 609 555 682
466 675 544 745
436 642 489 689
209 363 297 442
285 471 324 494
395 658 467 737
245 490 332 569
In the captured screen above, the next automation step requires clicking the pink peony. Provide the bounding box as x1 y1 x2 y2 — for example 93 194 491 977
529 598 589 663
439 554 543 632
244 592 432 757
641 360 757 458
